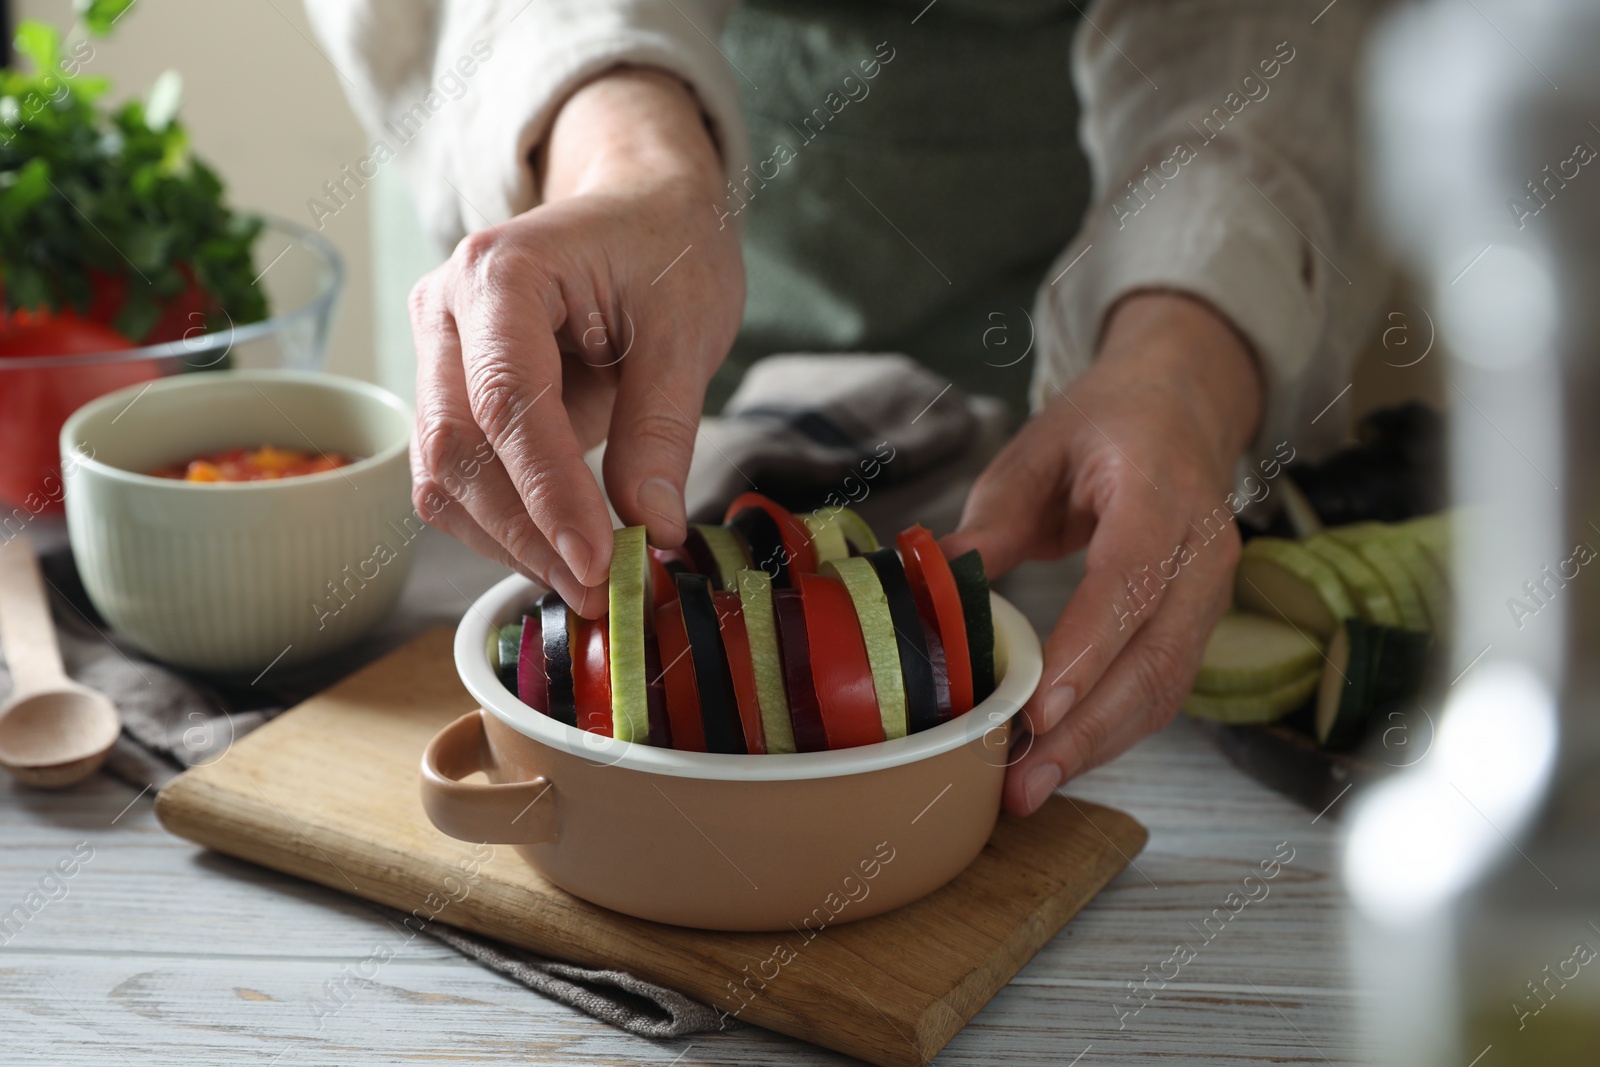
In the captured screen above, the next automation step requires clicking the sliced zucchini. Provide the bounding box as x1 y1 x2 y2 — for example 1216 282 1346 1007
1195 612 1326 694
946 549 997 703
822 556 908 740
1370 627 1433 710
607 525 650 743
1383 536 1448 634
1234 538 1358 638
689 523 753 592
1401 512 1453 557
803 509 851 565
834 507 880 554
1184 670 1319 724
1315 619 1378 749
539 592 577 727
1327 530 1429 631
735 568 796 753
496 623 522 694
1303 534 1403 627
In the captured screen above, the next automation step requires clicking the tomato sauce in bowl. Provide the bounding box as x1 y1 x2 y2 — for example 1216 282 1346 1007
149 445 356 482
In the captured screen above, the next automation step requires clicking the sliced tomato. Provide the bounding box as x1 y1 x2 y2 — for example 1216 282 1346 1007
572 614 612 736
712 591 766 754
723 491 817 586
648 551 680 615
896 525 974 715
655 601 705 752
796 573 884 750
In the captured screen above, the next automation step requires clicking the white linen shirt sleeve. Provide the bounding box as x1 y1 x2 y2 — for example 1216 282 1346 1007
1032 0 1392 466
304 0 749 253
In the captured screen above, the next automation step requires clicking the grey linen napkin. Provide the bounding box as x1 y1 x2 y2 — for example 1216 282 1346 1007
1 353 1010 1040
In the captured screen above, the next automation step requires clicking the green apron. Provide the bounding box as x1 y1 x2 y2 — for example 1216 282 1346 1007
712 0 1090 416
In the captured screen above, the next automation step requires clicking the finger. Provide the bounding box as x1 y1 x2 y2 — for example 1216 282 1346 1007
449 234 615 589
600 334 708 549
939 421 1067 578
1017 472 1196 738
410 277 596 612
1003 523 1238 816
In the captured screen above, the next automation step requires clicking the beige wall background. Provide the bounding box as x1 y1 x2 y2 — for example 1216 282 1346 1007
18 0 381 382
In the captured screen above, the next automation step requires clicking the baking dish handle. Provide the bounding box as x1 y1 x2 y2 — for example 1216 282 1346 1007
420 710 558 845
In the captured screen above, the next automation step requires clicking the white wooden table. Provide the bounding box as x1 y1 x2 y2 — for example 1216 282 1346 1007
1 522 1369 1065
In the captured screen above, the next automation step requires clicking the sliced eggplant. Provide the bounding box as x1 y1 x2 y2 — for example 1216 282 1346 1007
920 605 954 722
643 630 672 749
517 612 545 711
946 549 997 704
773 588 828 752
864 547 940 734
728 506 789 586
539 591 577 727
676 573 747 754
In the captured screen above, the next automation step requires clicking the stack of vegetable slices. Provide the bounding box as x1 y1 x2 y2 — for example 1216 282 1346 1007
1187 512 1453 750
485 493 998 754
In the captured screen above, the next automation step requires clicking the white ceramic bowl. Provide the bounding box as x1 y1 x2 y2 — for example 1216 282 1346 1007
60 370 415 673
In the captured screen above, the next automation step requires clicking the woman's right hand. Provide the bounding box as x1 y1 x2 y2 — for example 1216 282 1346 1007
408 68 743 617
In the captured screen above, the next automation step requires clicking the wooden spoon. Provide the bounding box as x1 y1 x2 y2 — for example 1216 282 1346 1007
0 538 121 787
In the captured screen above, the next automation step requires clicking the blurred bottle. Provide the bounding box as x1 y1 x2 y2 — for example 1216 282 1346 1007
1350 1 1600 1063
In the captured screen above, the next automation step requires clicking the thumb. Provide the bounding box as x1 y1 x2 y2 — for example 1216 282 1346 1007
602 363 703 548
940 425 1064 579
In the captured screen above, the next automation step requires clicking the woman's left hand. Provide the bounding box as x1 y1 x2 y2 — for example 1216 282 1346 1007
942 291 1266 816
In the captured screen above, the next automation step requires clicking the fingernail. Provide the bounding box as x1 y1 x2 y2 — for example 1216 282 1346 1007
1042 685 1076 732
1024 764 1063 814
636 477 686 537
555 527 595 586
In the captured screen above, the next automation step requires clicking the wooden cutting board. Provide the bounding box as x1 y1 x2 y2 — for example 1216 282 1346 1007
155 628 1146 1067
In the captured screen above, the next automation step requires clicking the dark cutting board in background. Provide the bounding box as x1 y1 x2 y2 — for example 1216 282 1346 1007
154 628 1147 1067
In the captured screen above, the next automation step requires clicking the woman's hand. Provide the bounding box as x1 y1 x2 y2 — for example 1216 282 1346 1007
943 292 1265 815
408 68 743 616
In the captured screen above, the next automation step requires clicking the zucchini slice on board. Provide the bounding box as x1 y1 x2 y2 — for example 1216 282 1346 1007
802 510 851 565
676 573 748 754
863 547 941 734
1195 612 1326 694
822 556 909 740
1325 529 1430 632
1387 534 1451 634
1315 619 1378 749
736 569 795 753
946 549 997 704
539 592 578 727
688 524 753 592
1234 538 1358 638
1315 620 1433 749
608 526 651 743
1184 670 1319 724
1302 535 1402 627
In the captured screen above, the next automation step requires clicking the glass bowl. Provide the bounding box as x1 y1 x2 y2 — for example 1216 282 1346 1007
0 217 344 514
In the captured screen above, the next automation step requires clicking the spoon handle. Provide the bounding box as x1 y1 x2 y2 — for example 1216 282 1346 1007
0 537 68 696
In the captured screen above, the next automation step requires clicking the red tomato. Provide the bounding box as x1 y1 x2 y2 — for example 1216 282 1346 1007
572 615 613 736
796 573 884 750
712 591 767 754
0 311 159 513
655 601 706 752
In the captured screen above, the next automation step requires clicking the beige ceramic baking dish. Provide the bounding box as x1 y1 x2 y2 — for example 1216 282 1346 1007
422 572 1042 931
